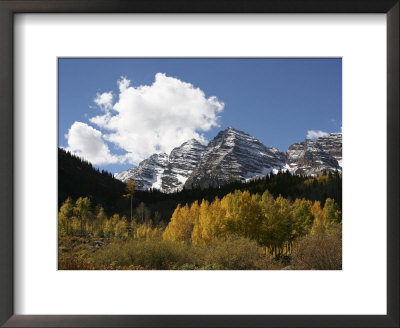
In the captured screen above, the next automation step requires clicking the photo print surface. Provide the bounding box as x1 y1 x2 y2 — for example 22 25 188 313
58 58 342 270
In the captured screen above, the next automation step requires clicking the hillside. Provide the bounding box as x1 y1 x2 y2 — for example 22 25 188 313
59 146 341 223
58 147 126 213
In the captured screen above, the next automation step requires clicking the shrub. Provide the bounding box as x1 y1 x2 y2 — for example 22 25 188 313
90 237 277 270
92 239 199 270
58 255 94 270
179 263 199 270
291 227 342 270
204 237 274 270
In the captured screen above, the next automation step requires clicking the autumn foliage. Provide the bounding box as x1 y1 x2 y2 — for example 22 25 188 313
59 184 342 270
161 189 341 258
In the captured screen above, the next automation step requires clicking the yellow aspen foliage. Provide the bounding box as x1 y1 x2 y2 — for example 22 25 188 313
93 206 107 237
310 201 325 235
115 216 129 240
135 222 162 240
209 198 229 240
163 188 341 256
271 195 293 244
73 197 92 236
163 204 181 242
103 219 113 239
58 197 74 236
291 198 314 239
135 223 150 240
311 199 341 235
150 226 163 240
303 178 315 186
163 203 195 243
260 190 274 214
180 204 194 241
103 214 120 239
70 216 81 236
191 200 210 245
130 217 138 237
258 190 275 246
323 198 342 226
316 175 329 184
189 201 200 225
192 198 228 245
221 191 241 231
259 194 293 253
125 180 137 194
222 190 263 241
123 180 137 221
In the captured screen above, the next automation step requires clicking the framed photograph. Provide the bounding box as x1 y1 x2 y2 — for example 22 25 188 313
0 0 398 327
57 57 343 272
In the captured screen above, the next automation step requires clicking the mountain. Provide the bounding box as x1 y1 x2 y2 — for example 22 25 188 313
114 139 206 193
161 139 207 192
115 128 342 191
115 127 286 191
316 132 342 166
183 127 286 189
114 153 169 190
286 133 342 176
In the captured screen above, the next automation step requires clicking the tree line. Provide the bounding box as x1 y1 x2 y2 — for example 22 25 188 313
59 147 342 225
59 189 341 259
58 196 164 240
163 189 341 257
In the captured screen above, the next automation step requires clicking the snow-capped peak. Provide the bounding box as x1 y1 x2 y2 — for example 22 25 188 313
115 129 342 191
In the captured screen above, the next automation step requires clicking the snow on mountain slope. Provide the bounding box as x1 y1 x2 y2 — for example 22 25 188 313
286 133 342 176
114 139 206 192
161 139 206 192
317 132 342 165
114 153 168 190
115 129 342 191
183 127 286 189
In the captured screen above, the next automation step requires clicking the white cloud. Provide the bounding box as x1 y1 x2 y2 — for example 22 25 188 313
118 76 130 92
94 91 113 111
65 122 119 165
89 73 224 164
306 130 329 139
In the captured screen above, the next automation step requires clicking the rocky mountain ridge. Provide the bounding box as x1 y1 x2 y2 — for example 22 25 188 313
285 133 342 176
115 139 206 193
115 127 342 192
183 127 286 189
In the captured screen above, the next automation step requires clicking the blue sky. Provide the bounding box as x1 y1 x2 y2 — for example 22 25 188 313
59 58 342 174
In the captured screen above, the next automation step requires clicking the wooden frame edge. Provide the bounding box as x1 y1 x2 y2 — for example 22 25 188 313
0 1 398 327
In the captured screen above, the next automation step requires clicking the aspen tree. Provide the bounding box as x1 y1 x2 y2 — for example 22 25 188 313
115 216 128 240
94 205 107 237
163 204 194 242
58 197 74 236
123 180 137 222
310 201 325 235
191 199 210 245
291 198 314 239
323 198 342 227
74 197 92 236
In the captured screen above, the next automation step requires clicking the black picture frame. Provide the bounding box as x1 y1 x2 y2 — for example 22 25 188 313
0 1 398 327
